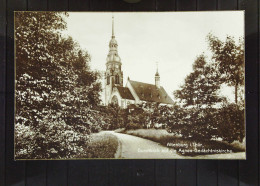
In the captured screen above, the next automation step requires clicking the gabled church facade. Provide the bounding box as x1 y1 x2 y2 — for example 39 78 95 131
104 17 174 108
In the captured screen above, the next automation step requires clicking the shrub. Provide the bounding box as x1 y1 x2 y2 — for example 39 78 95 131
125 122 142 130
78 132 119 158
166 104 245 144
215 104 245 143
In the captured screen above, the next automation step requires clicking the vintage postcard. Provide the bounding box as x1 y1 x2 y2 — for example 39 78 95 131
15 11 245 159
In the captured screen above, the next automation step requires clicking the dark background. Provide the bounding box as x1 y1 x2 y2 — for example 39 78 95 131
0 0 259 185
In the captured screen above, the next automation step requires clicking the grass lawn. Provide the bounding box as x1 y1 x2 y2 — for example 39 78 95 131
80 131 118 158
119 128 245 156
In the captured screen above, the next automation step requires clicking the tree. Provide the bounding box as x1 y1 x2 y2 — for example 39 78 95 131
15 12 102 159
207 34 244 104
106 104 123 129
168 35 245 144
172 54 229 142
126 103 148 128
174 54 223 108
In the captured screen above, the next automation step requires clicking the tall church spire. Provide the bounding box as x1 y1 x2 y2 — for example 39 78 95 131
107 15 121 63
105 15 123 105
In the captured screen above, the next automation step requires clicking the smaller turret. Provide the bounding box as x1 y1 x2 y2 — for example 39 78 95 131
155 62 160 88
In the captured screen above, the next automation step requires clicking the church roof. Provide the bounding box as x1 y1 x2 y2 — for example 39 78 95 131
116 86 135 100
129 80 174 104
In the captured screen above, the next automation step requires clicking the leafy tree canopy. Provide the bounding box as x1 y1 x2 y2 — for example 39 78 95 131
207 33 244 104
15 12 102 159
174 54 223 108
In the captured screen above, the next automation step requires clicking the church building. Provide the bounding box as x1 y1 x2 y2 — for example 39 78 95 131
104 17 174 108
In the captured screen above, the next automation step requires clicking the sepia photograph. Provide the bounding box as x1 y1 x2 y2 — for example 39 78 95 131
15 11 245 160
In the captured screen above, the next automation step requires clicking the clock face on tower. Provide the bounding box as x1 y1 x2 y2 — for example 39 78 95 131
115 64 119 68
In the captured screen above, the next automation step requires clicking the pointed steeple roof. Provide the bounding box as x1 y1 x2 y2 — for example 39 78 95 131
107 15 121 63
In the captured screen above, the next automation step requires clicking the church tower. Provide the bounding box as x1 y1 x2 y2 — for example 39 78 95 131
105 16 123 105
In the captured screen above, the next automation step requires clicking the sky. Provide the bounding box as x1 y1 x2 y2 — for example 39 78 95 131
63 11 244 102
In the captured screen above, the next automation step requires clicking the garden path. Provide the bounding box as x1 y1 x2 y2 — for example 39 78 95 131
103 131 245 159
104 131 183 159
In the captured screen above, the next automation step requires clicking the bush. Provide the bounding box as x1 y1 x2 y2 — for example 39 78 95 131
78 132 119 158
166 104 245 144
167 107 217 141
215 104 245 143
125 122 142 130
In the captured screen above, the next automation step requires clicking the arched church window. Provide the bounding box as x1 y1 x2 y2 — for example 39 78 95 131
107 76 110 85
111 96 118 106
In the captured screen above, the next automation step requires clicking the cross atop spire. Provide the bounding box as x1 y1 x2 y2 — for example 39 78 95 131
155 62 160 76
112 15 115 38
